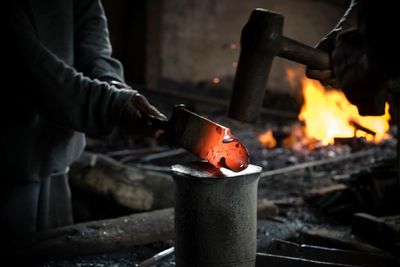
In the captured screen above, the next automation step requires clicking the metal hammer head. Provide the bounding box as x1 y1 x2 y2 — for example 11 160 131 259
228 9 284 123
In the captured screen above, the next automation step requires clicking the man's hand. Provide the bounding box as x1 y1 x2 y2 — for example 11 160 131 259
331 29 387 115
331 29 369 102
308 28 387 115
306 0 357 88
305 30 341 88
120 93 167 138
332 29 369 87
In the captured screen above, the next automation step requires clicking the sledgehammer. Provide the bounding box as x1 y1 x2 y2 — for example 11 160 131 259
227 8 330 123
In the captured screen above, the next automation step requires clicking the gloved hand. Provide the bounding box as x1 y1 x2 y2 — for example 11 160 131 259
331 28 387 115
331 29 370 91
305 29 341 88
305 0 357 88
119 92 168 138
307 28 388 115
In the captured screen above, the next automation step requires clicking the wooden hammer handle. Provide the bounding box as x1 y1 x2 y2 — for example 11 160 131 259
279 36 330 70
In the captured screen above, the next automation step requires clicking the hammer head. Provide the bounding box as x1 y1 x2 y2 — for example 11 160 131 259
228 9 284 123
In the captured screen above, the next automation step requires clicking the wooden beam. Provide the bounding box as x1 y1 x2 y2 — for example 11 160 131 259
69 152 175 211
8 208 174 261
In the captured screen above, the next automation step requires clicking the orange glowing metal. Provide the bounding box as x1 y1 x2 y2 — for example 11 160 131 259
201 126 249 172
299 78 391 145
170 106 249 172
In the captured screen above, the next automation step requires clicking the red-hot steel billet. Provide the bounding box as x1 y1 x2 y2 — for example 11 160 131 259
143 105 250 172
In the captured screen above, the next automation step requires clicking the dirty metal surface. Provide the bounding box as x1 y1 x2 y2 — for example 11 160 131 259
255 252 360 267
35 245 174 267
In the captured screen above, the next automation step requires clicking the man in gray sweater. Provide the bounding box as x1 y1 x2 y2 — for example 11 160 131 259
0 0 166 237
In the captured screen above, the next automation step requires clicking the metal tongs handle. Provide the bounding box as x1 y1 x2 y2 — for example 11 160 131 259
142 113 169 131
141 104 187 132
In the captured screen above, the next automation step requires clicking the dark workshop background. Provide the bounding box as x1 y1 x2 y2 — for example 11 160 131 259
102 0 348 95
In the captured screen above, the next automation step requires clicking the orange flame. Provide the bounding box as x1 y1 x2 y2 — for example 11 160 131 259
258 70 391 150
299 78 391 145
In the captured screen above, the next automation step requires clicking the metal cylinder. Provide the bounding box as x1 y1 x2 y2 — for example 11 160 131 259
172 162 262 267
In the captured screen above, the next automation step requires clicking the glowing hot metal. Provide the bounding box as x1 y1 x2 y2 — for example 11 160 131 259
144 105 250 172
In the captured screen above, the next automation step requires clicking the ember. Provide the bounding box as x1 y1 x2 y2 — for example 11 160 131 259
212 77 221 84
258 129 276 149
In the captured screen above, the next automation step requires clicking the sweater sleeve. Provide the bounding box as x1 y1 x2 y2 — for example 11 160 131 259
8 3 135 136
73 0 125 82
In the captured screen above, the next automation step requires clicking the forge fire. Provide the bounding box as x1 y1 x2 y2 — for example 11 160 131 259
259 73 392 150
